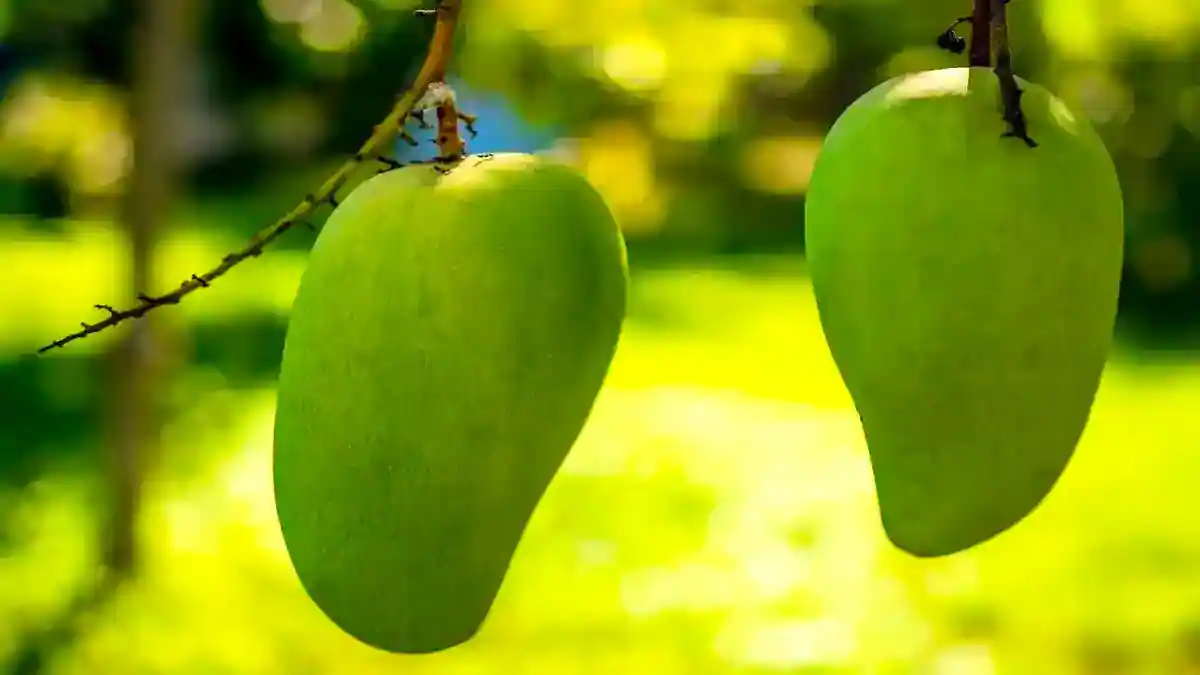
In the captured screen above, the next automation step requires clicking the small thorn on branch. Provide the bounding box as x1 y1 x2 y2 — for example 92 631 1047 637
459 112 478 138
375 156 406 175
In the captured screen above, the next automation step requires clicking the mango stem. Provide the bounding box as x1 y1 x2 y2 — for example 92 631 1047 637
968 0 991 67
990 0 1037 147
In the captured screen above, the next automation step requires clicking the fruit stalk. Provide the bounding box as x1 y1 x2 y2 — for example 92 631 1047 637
968 0 991 67
412 2 478 164
990 0 1036 146
36 0 468 354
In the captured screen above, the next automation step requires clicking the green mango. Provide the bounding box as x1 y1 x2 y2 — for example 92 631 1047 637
273 153 627 653
804 67 1124 557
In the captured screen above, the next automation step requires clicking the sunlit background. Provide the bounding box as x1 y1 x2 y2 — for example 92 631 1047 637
2 0 1200 673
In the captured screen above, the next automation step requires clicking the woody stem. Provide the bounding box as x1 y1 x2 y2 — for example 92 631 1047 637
969 0 992 66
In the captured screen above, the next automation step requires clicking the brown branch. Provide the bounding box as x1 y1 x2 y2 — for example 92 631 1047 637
969 0 992 67
991 0 1037 146
35 0 466 355
414 0 476 165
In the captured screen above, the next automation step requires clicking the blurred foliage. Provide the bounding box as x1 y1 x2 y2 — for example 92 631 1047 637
1 0 1200 673
0 0 1194 333
8 263 1200 674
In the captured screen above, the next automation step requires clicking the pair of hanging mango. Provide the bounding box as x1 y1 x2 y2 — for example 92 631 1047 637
272 0 1123 655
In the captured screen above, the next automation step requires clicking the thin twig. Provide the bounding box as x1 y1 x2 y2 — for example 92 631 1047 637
991 0 1037 146
35 0 466 355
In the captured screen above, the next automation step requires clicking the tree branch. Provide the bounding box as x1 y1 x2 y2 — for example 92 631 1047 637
35 0 467 355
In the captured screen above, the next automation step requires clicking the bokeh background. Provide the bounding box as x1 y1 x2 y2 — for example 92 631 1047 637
2 0 1200 673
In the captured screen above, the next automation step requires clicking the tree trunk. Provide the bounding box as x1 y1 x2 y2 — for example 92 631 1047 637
9 2 197 673
103 0 196 578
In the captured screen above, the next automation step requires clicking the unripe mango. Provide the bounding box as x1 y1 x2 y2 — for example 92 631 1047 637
273 153 627 653
804 68 1124 557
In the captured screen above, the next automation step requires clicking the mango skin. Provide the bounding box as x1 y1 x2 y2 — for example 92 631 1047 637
273 153 627 653
804 68 1124 557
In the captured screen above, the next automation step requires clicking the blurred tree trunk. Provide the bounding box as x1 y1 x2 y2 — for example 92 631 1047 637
8 1 197 673
103 0 197 579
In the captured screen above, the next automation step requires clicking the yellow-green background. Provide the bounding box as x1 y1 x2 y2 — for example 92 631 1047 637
2 0 1200 673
